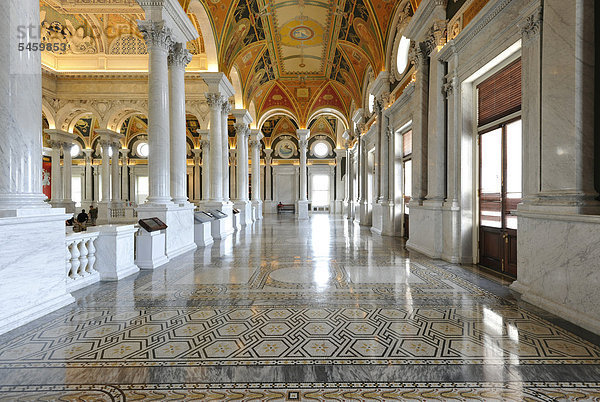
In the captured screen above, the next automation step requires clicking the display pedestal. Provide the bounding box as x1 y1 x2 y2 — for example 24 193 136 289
232 212 242 231
199 201 233 239
234 200 253 225
252 200 263 220
136 202 197 259
194 220 214 246
135 229 169 269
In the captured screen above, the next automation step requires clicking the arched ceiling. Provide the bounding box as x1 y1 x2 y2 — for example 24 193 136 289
182 0 408 126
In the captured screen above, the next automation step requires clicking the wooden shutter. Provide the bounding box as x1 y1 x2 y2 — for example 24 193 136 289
478 58 522 127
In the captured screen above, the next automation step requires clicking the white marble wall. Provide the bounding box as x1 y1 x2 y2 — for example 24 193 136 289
0 214 74 335
92 224 139 281
512 213 600 334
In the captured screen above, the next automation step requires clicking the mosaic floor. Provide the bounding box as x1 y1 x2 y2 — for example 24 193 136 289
1 215 600 400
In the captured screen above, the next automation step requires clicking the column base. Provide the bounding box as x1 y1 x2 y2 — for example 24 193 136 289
371 203 383 235
234 200 253 226
252 200 263 220
51 200 76 214
136 202 197 259
333 200 344 215
406 201 443 258
297 200 309 220
371 201 395 236
359 201 371 226
0 193 49 217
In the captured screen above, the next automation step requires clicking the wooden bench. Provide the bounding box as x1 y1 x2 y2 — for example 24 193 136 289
277 204 295 213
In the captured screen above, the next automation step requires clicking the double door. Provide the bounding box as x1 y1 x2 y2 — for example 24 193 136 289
478 119 521 277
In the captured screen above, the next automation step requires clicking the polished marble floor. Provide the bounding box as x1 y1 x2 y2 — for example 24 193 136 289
1 215 600 400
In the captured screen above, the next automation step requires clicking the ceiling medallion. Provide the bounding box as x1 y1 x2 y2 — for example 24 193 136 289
290 26 314 41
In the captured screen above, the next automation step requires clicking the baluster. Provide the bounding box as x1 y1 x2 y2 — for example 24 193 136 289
87 237 97 273
78 238 89 276
69 240 81 279
66 241 73 280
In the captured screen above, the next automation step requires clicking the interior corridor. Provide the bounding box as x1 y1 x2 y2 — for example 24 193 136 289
1 216 599 399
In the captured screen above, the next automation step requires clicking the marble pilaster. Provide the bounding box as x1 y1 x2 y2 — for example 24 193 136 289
205 93 224 202
120 149 129 203
49 141 62 206
110 142 120 205
192 149 202 202
334 148 345 215
264 149 274 213
296 129 310 220
198 130 210 201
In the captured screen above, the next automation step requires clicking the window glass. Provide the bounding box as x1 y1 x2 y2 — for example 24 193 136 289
368 93 375 113
403 130 412 156
136 176 149 204
505 119 522 229
311 175 330 206
70 144 80 158
396 36 410 74
72 176 82 208
404 159 412 215
313 142 328 158
137 142 149 158
480 128 502 228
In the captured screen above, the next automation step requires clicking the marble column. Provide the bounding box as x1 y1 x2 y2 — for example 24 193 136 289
250 129 264 220
110 142 120 205
192 149 202 202
0 0 75 336
232 109 252 225
205 94 224 202
168 43 192 205
62 142 73 205
229 149 236 201
0 0 49 214
100 141 111 203
346 145 354 220
234 125 249 201
264 149 273 207
83 149 93 205
49 141 63 205
425 50 446 204
297 129 310 220
334 148 345 214
199 132 211 201
374 99 383 203
358 134 370 225
120 149 128 203
138 21 174 205
221 101 232 201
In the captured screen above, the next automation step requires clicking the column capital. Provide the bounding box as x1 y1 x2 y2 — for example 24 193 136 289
137 20 174 52
205 93 226 109
168 42 192 68
45 129 77 147
234 122 250 138
334 148 345 158
200 72 235 98
221 100 232 116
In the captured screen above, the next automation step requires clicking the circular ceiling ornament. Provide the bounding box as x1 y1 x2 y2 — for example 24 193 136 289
290 26 314 41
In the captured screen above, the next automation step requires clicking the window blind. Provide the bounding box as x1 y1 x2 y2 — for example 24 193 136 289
478 58 522 127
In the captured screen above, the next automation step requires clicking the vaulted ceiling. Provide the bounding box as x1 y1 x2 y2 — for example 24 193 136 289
182 0 406 125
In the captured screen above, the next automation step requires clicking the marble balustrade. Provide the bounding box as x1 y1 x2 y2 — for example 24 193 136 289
65 231 100 292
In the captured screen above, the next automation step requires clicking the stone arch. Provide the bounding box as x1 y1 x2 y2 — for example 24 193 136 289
188 0 218 71
41 99 56 130
307 108 350 132
102 101 148 132
229 66 244 108
257 108 300 131
55 102 102 134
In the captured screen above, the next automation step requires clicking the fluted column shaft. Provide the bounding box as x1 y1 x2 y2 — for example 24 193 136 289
168 43 192 204
50 144 62 202
139 21 173 204
83 149 93 203
192 149 202 201
0 0 47 211
297 130 309 202
205 94 224 201
120 150 128 202
110 143 120 203
221 102 232 201
100 142 110 202
235 125 249 201
200 139 211 200
62 143 73 202
250 139 261 202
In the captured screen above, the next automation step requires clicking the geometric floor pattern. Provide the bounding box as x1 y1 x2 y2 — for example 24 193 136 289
1 215 600 398
1 305 600 368
0 382 600 401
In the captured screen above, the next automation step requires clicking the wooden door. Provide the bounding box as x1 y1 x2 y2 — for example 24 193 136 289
479 119 522 277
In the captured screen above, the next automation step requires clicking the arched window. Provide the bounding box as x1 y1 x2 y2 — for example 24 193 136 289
396 36 410 75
